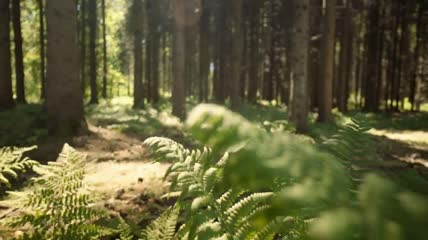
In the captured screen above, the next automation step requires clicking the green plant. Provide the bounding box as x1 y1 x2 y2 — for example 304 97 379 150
0 146 39 190
143 104 428 240
143 104 353 240
3 144 109 240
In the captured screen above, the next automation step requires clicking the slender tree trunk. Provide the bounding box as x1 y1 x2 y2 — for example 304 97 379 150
101 0 108 98
337 0 353 113
199 0 210 102
46 0 86 135
172 0 187 119
38 0 46 100
410 5 423 111
0 0 14 110
228 0 243 110
132 0 144 108
288 0 310 132
80 0 87 94
88 0 98 104
247 1 260 103
150 0 160 104
364 1 381 112
318 0 336 122
12 0 26 104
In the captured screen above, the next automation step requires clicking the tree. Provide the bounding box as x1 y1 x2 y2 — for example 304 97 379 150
132 0 144 108
318 0 336 122
337 0 353 113
199 0 210 102
364 1 381 112
46 0 86 135
88 0 98 104
228 0 243 110
101 0 108 98
80 0 87 94
172 0 187 119
12 0 26 104
37 0 46 100
288 0 310 132
0 0 14 110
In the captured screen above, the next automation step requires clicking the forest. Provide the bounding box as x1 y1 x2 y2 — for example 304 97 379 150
0 0 428 239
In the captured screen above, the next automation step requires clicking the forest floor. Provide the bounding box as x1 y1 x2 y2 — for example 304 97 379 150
1 98 428 235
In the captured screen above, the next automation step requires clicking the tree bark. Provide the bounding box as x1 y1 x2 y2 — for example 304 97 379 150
228 0 243 110
46 0 86 135
199 0 210 102
101 0 108 98
88 0 98 104
0 0 14 110
80 0 87 94
318 0 336 122
12 0 26 104
337 0 353 113
288 0 310 132
172 0 187 119
38 0 46 100
132 0 144 108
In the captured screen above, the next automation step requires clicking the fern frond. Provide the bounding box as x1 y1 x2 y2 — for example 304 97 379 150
0 146 39 189
3 144 108 239
140 204 180 240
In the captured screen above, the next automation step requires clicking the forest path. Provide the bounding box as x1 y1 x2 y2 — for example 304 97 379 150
73 124 172 224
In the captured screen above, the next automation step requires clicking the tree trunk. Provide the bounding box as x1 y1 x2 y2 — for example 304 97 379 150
46 0 86 135
38 0 46 100
12 0 26 104
228 0 243 110
0 0 14 110
88 0 98 104
410 4 423 111
172 0 187 119
364 1 381 112
337 0 353 113
318 0 336 122
199 0 210 102
80 0 87 95
247 1 260 103
132 0 144 108
101 0 108 98
288 0 310 132
150 0 161 104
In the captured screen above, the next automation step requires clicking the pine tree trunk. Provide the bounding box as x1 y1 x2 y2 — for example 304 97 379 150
172 0 187 119
199 0 210 102
150 0 161 104
337 0 353 113
247 1 260 103
101 0 108 98
288 0 310 132
228 0 243 110
0 0 14 110
132 0 144 108
364 1 381 112
46 0 86 135
318 0 336 122
410 4 423 111
12 0 26 104
80 0 87 95
38 0 46 100
88 0 98 104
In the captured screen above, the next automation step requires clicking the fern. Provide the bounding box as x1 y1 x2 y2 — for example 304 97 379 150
144 136 278 240
140 205 180 240
142 104 428 240
0 146 39 189
143 105 350 239
321 118 382 180
3 144 110 240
